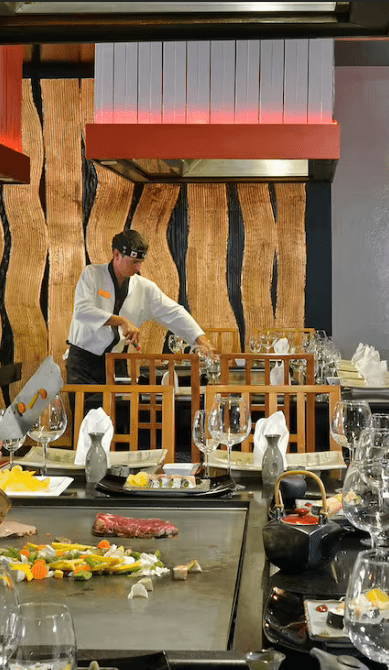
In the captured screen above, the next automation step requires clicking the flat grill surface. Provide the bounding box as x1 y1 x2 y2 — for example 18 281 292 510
1 505 247 652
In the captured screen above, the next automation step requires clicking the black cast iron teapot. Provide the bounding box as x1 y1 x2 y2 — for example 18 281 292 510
262 470 345 573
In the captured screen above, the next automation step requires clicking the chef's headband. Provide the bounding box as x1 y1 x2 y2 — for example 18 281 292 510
112 232 148 259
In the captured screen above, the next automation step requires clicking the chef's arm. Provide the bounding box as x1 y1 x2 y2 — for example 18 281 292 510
105 315 140 347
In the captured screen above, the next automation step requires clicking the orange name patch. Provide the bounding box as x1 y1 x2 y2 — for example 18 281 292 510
98 289 111 299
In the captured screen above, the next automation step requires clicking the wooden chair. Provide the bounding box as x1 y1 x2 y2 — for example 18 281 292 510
63 383 175 463
205 384 341 453
105 352 201 460
203 327 240 353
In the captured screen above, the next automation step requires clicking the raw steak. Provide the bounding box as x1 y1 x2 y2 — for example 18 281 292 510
92 512 179 538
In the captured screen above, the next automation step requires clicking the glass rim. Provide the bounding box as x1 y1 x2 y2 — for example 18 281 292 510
15 602 73 619
354 548 389 565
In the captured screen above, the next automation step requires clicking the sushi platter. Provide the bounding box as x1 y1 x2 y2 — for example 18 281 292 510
95 472 234 497
304 599 349 641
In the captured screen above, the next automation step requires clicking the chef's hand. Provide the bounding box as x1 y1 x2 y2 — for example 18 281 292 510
105 315 141 349
194 335 216 360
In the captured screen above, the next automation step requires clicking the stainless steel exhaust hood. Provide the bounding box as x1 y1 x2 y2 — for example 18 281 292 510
85 36 339 183
86 122 340 183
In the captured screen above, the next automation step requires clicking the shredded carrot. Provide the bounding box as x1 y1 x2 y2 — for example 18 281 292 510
31 560 48 580
74 564 91 574
20 548 30 558
97 540 110 550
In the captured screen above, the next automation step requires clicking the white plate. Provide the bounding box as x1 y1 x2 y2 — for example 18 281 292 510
304 599 348 640
208 449 346 472
5 476 74 497
14 447 167 472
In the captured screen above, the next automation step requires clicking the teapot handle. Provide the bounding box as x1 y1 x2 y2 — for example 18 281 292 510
274 469 328 515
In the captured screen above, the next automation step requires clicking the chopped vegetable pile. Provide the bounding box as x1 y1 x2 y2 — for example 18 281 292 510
0 540 169 582
0 466 49 492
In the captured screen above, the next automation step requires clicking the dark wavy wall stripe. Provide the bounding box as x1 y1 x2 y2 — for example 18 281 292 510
227 183 245 349
305 182 332 333
0 185 13 365
271 250 278 319
126 183 144 229
268 183 277 222
82 149 98 266
167 184 190 311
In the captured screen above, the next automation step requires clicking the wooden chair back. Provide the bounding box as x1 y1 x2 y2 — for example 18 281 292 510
205 384 341 453
219 353 315 384
219 353 315 427
203 327 240 353
63 383 175 463
255 327 316 350
106 353 201 460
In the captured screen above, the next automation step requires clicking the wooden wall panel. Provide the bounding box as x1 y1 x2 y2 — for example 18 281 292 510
41 80 85 376
81 79 134 264
275 184 306 327
3 79 48 400
132 184 180 352
187 184 238 344
238 184 277 349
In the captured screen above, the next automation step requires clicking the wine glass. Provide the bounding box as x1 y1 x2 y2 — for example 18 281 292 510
168 334 184 354
345 548 389 668
208 394 251 485
192 410 219 479
7 602 77 670
342 457 389 548
27 394 67 475
0 410 26 470
204 354 221 384
371 414 389 429
330 400 372 463
0 560 19 670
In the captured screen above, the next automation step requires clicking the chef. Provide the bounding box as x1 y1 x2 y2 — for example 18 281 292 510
66 228 213 384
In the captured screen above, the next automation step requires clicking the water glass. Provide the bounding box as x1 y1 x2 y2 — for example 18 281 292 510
0 560 19 670
0 410 26 469
192 410 219 479
345 549 389 668
7 602 77 670
27 394 67 474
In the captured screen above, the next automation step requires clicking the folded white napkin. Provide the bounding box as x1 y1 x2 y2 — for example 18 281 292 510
351 342 367 365
273 337 289 354
362 360 388 386
161 370 179 392
74 408 114 466
270 361 285 385
253 411 289 468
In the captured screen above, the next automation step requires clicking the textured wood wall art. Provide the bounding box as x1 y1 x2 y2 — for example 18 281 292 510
2 80 47 407
0 77 311 442
187 184 239 353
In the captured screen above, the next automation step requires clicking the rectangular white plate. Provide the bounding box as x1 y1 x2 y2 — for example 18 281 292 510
5 476 74 497
304 599 348 640
208 449 346 472
14 447 167 472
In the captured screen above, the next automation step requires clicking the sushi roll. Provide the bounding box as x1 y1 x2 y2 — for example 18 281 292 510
147 474 161 489
171 475 182 489
181 476 196 489
326 603 345 629
161 474 173 488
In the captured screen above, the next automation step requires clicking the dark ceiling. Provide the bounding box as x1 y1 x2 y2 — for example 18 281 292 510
2 3 389 43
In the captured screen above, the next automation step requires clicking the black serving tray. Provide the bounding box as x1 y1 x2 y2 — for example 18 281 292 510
95 472 234 498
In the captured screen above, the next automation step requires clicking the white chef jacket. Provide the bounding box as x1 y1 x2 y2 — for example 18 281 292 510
67 263 204 356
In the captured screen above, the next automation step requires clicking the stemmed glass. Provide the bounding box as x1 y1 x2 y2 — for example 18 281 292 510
345 549 389 669
208 394 251 485
0 560 19 670
0 410 26 470
168 334 185 354
192 410 219 479
342 456 389 548
27 394 67 475
330 400 372 463
6 602 77 670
